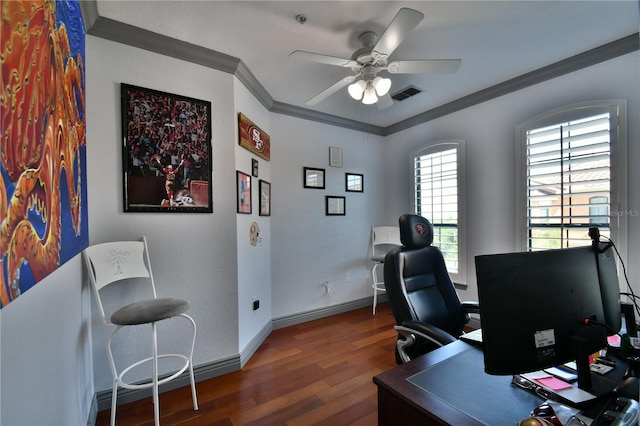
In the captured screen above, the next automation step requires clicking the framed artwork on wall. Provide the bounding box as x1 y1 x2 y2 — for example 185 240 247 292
345 173 364 192
329 146 343 167
304 167 325 189
259 180 271 216
326 196 346 216
236 171 252 214
0 0 89 307
121 83 212 213
239 113 270 161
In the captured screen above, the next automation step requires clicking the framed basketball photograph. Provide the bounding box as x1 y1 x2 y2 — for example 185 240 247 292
121 83 212 213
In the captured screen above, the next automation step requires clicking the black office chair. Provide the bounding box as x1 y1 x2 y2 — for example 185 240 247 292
384 214 480 364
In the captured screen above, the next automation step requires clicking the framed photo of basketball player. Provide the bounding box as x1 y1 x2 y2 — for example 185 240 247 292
121 83 213 213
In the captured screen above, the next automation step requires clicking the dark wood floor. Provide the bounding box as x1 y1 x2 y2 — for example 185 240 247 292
96 302 398 426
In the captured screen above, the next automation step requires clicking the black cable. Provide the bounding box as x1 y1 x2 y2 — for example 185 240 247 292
620 292 640 301
602 235 640 318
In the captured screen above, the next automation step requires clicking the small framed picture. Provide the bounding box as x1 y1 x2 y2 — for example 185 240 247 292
252 158 259 177
259 180 271 216
303 167 325 189
236 171 251 214
345 173 364 192
325 196 345 216
329 146 343 168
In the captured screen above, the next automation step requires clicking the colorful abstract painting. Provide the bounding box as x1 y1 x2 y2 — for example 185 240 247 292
0 0 88 308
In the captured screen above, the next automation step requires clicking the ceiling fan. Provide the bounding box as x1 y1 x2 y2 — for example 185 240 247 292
289 8 461 108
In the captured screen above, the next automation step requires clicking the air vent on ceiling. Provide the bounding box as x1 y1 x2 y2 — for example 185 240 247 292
391 85 422 101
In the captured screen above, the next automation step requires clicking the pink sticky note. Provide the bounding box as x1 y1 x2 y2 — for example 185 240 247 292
608 335 621 347
535 376 573 391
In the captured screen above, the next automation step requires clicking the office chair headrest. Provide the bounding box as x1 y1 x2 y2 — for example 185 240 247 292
399 214 434 249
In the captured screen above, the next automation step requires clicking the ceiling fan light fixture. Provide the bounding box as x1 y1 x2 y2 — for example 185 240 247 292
372 76 392 97
348 80 367 100
292 8 461 109
362 83 378 105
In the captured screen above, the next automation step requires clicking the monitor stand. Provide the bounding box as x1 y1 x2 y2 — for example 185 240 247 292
571 335 629 400
573 337 593 391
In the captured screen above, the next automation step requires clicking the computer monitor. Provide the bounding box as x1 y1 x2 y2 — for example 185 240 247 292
475 245 618 391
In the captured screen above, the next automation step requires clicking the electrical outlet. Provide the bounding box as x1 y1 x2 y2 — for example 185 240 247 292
345 273 351 282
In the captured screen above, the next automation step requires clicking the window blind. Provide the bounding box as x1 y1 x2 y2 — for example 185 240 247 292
525 113 611 249
414 147 459 272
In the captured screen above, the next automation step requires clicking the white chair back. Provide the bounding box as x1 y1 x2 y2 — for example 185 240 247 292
83 237 156 324
371 226 401 259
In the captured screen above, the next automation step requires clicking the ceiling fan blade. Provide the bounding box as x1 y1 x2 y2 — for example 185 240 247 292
289 50 357 68
372 8 424 62
377 93 394 110
306 75 357 105
387 59 462 74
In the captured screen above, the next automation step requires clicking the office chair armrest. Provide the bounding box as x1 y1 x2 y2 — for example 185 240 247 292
401 320 458 345
394 321 458 363
461 301 480 315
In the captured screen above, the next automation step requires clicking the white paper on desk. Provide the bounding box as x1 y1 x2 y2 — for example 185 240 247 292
521 371 597 404
545 366 578 382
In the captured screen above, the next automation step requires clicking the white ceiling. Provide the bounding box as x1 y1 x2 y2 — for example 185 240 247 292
91 1 639 130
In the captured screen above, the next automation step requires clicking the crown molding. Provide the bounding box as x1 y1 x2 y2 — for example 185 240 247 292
80 2 638 136
271 101 386 135
386 33 640 135
85 16 241 75
235 61 274 108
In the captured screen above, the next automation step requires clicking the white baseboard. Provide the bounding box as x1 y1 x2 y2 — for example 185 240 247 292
272 296 383 329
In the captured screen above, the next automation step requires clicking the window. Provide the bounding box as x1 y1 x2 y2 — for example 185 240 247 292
412 140 466 284
516 101 627 252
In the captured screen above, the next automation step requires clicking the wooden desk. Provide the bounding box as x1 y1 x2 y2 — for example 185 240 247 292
373 340 544 425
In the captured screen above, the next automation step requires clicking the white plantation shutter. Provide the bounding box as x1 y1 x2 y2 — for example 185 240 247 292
413 141 465 282
518 101 627 252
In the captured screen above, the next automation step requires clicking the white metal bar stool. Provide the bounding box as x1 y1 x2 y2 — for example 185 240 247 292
83 237 198 426
370 226 401 314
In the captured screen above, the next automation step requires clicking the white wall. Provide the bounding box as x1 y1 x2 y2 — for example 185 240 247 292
383 52 640 303
234 80 273 354
85 36 239 392
270 115 386 319
0 257 93 426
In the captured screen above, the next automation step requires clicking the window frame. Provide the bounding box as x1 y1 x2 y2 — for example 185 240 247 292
410 140 467 285
515 100 627 258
